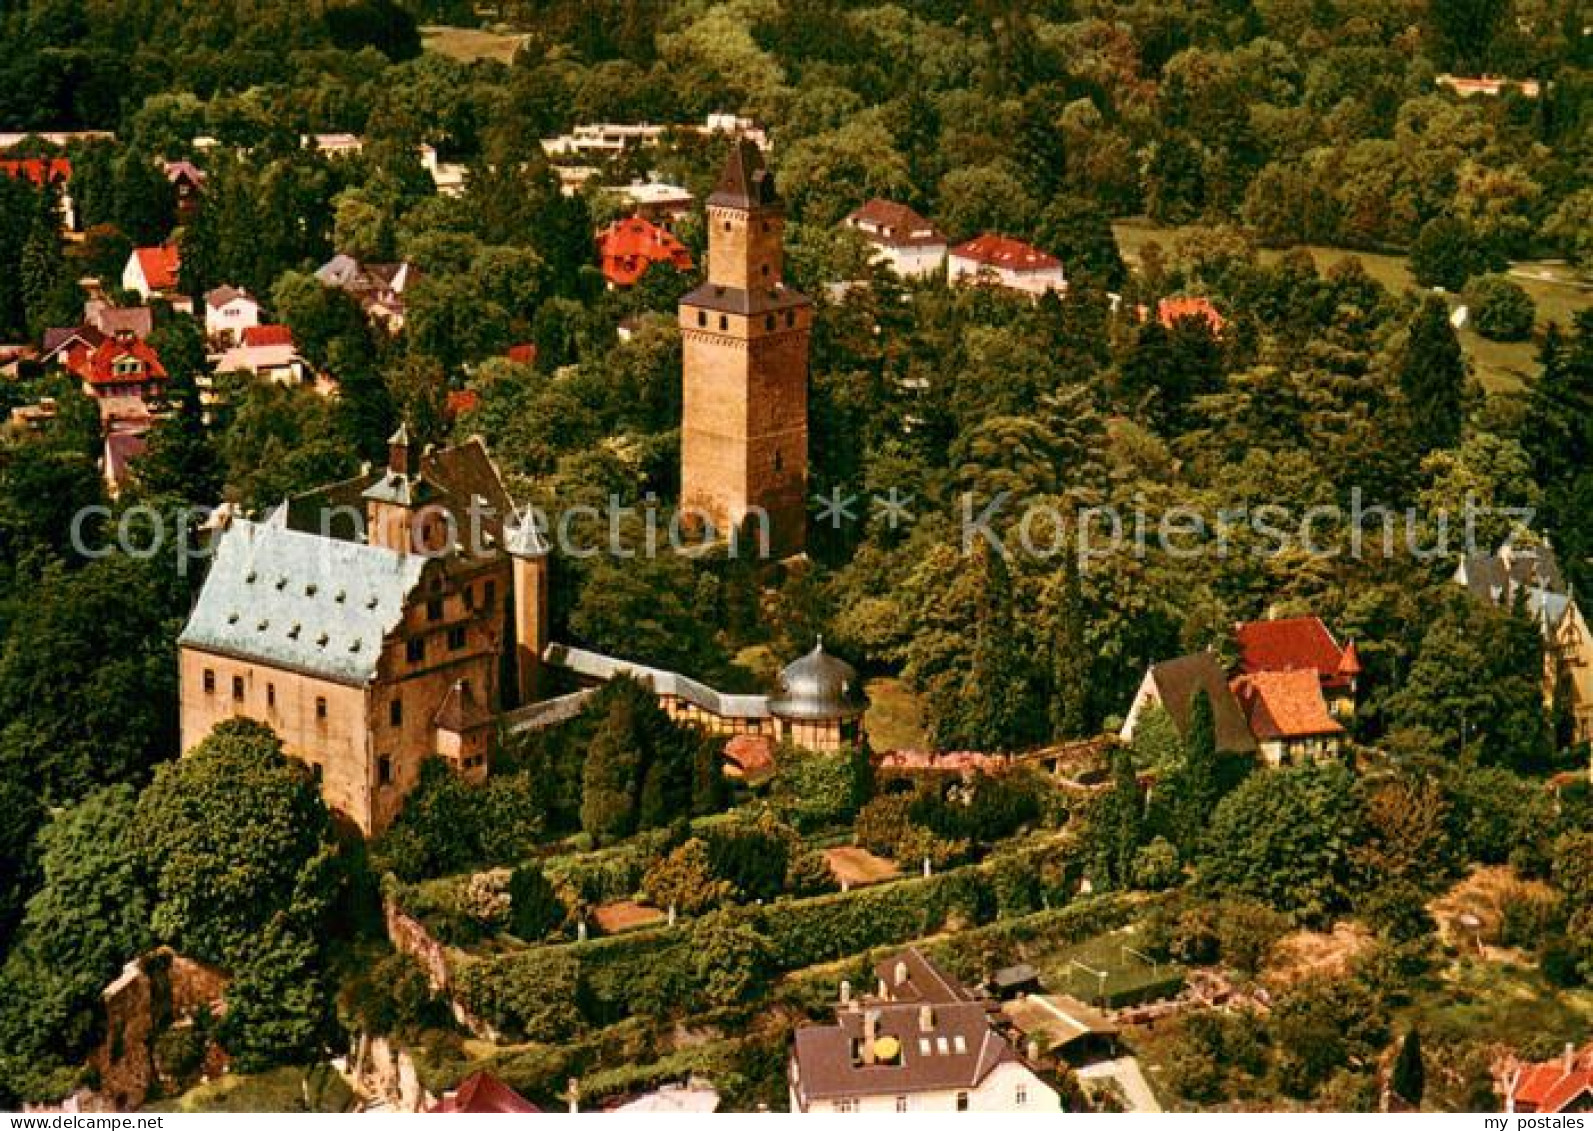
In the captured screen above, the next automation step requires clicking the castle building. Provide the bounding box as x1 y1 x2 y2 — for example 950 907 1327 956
178 430 549 836
679 139 813 559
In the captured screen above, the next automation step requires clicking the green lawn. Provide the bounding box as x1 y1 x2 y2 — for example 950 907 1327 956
1034 927 1186 1009
421 25 526 65
1112 219 1592 393
1402 956 1593 1054
151 1065 354 1112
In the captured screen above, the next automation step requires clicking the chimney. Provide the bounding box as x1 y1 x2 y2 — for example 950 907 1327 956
387 422 412 476
894 961 908 987
862 1011 879 1066
839 980 851 1006
878 977 888 999
1567 1043 1578 1073
918 1006 934 1033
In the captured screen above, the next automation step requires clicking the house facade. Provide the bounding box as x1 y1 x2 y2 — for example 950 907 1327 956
122 245 186 308
790 948 1059 1114
204 285 261 345
1230 669 1346 766
844 199 948 280
947 235 1065 296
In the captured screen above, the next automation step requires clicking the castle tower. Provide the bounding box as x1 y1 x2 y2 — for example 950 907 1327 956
506 510 551 705
679 139 812 558
363 423 447 554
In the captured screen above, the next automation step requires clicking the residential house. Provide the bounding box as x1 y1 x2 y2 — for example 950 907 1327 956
164 160 206 219
845 199 948 280
1155 295 1225 334
1233 615 1361 720
947 235 1065 296
84 300 154 340
1230 669 1346 766
1119 652 1259 755
303 133 364 159
214 324 311 387
789 949 1060 1113
0 157 76 229
605 180 695 224
1505 1043 1593 1113
1455 537 1593 747
596 215 695 288
425 1071 540 1114
1437 74 1541 98
314 254 418 334
122 245 188 310
67 331 167 404
204 285 262 345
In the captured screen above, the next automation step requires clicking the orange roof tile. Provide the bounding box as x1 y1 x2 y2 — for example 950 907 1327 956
596 215 694 287
1231 670 1344 741
951 234 1061 272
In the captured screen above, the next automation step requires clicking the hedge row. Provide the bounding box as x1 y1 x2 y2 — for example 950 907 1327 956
450 837 1087 1034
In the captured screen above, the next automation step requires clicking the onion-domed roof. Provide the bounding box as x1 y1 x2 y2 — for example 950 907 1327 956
767 638 867 722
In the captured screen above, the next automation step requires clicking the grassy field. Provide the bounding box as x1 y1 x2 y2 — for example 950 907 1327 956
863 676 928 752
150 1065 354 1112
421 24 526 65
1036 926 1186 1008
1113 219 1592 393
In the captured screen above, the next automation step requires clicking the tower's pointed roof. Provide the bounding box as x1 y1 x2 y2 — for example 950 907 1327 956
708 137 781 209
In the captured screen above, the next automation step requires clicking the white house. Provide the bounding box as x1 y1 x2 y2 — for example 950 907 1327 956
789 949 1060 1114
122 245 190 312
844 199 947 280
947 234 1065 296
203 286 261 345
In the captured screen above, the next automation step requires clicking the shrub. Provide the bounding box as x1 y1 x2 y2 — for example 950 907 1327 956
1131 837 1182 891
641 839 733 916
508 865 567 942
1495 886 1564 949
1464 274 1535 341
453 949 584 1041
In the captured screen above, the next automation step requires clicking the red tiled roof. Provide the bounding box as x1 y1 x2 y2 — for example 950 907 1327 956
427 1071 540 1114
846 198 947 247
506 343 537 365
72 335 167 388
1157 295 1225 333
950 234 1061 272
1235 616 1355 689
596 215 694 287
445 389 481 419
724 734 776 779
1512 1044 1593 1113
1231 670 1344 741
242 324 293 348
132 245 182 292
0 158 71 187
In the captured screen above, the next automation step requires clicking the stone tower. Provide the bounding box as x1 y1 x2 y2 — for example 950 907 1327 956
506 510 551 705
679 138 812 558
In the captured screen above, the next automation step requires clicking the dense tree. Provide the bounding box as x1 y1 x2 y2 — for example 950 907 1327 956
129 720 339 968
508 864 566 941
1049 552 1091 739
1202 763 1368 924
1174 691 1221 850
1396 296 1468 452
1392 1029 1426 1107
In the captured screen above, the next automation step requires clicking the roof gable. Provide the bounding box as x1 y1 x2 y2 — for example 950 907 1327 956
1231 670 1344 740
1146 652 1258 753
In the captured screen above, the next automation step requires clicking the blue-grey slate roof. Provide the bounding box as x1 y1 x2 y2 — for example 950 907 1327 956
180 518 428 685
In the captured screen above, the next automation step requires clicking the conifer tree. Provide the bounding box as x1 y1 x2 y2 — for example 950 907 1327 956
1176 690 1220 849
1392 1029 1425 1107
1050 551 1090 739
1398 296 1468 451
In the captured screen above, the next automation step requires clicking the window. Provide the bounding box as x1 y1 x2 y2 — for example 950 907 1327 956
1015 1085 1027 1107
378 756 392 786
463 585 476 611
718 315 728 331
723 220 731 231
406 636 425 664
833 1099 857 1113
203 669 215 694
697 310 707 327
786 311 796 328
774 449 783 474
956 1093 969 1112
231 675 245 701
267 683 276 708
315 697 327 720
761 262 770 276
895 1097 908 1113
390 699 402 727
764 314 775 331
426 598 444 622
447 625 467 650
